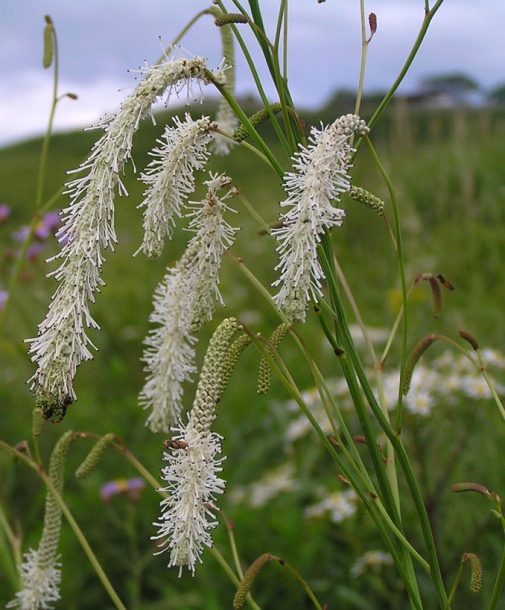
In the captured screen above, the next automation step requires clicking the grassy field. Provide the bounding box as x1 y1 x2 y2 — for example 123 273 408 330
1 101 505 609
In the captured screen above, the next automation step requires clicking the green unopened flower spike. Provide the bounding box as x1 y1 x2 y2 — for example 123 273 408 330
368 12 378 38
214 13 251 26
403 334 437 395
463 553 482 593
233 553 273 609
257 323 291 395
152 319 239 575
349 186 384 214
75 433 116 479
220 334 252 392
32 407 44 438
8 431 75 610
42 16 54 69
233 103 283 143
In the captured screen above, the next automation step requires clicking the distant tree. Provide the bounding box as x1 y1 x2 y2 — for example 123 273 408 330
415 73 482 106
489 83 505 104
419 73 481 95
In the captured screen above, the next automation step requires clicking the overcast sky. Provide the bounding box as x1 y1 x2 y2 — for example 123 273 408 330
1 1 503 147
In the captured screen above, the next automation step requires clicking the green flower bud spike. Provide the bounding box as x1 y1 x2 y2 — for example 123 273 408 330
415 273 442 318
233 554 273 609
192 318 240 431
233 103 283 143
257 323 291 395
38 431 75 573
41 431 75 550
220 334 252 393
32 407 44 438
214 13 251 27
451 482 491 497
349 186 384 214
75 433 116 479
8 432 76 608
42 15 54 69
463 553 482 593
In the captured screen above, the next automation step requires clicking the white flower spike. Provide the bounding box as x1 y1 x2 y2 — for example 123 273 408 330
137 114 216 259
152 318 239 575
140 174 237 432
272 114 369 323
6 550 62 610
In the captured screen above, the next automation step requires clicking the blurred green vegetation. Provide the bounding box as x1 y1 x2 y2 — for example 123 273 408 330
1 99 505 609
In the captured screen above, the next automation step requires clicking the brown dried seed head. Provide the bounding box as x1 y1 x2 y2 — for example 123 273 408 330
459 329 479 350
369 13 377 35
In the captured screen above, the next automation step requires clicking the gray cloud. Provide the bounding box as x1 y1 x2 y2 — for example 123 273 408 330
1 1 503 145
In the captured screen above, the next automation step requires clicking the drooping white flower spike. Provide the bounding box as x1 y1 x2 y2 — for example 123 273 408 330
140 174 238 432
26 57 226 422
137 114 216 259
152 318 239 575
272 114 369 323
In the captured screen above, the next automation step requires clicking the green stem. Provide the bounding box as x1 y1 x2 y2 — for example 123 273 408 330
215 0 293 156
354 0 369 117
234 188 272 235
445 557 464 608
220 510 245 579
489 540 505 610
206 70 285 178
154 8 220 65
363 136 408 431
0 503 20 588
419 334 505 424
0 21 65 336
246 325 424 608
36 24 58 212
275 557 323 610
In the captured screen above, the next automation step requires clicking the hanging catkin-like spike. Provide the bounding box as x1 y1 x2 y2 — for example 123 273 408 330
257 323 291 395
214 13 251 26
75 433 116 479
233 554 273 609
220 334 252 394
233 103 283 143
463 553 483 593
459 329 479 351
403 335 437 395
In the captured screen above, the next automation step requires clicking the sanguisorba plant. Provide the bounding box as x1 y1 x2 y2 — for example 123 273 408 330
2 2 505 609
